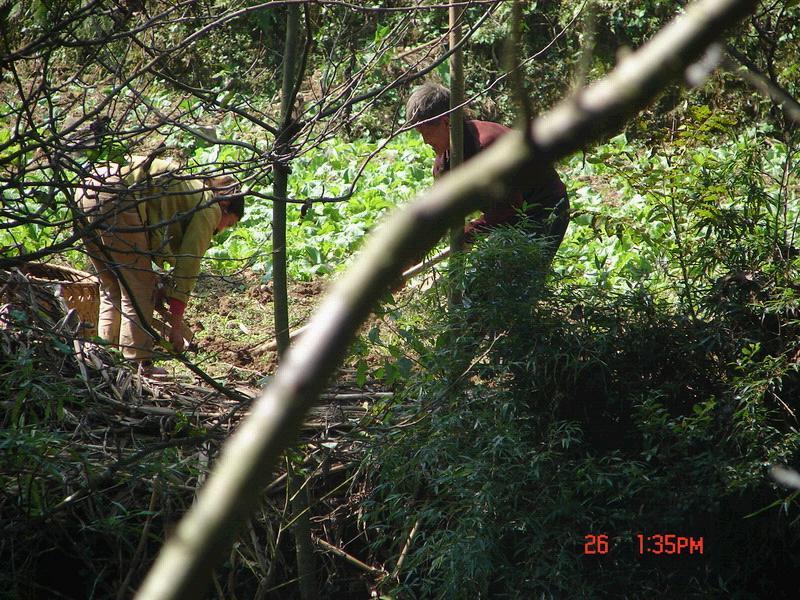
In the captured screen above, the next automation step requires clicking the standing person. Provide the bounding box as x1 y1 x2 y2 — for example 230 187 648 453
405 82 569 255
76 156 244 374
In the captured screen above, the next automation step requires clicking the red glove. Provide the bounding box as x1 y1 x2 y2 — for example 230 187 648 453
167 298 187 352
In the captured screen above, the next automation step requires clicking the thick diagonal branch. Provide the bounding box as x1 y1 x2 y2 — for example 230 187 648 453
135 1 758 598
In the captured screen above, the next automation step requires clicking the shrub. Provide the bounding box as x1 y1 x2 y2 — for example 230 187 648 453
362 223 800 598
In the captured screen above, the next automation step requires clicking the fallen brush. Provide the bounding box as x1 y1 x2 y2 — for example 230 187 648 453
0 274 385 598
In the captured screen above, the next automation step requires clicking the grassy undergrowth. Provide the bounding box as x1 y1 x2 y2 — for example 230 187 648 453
355 113 800 598
361 225 800 599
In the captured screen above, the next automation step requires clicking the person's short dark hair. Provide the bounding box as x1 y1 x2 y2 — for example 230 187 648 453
227 194 245 220
405 82 450 125
209 175 245 220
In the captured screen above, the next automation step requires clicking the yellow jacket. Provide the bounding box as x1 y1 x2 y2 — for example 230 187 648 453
123 157 221 304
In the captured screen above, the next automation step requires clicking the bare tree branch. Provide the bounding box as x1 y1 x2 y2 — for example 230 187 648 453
724 44 800 125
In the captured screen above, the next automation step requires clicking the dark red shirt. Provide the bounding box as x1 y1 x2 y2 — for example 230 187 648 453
434 120 567 241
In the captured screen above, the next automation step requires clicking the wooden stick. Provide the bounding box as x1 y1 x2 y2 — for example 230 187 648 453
312 536 387 576
317 392 393 402
256 247 452 353
254 323 310 353
391 518 420 581
401 246 451 280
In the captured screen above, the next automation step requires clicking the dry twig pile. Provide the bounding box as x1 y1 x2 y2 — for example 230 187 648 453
1 266 386 598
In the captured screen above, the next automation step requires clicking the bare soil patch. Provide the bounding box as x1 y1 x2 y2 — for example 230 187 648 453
186 272 329 381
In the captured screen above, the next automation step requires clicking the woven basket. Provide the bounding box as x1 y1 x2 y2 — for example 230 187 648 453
18 263 100 338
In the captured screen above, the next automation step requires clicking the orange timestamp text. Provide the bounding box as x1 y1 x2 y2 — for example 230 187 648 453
583 533 704 555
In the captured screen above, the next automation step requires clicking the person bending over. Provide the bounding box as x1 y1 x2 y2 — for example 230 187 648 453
77 156 244 374
405 82 569 256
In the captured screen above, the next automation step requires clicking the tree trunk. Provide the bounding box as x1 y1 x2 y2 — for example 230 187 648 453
287 459 317 600
275 6 317 600
273 3 301 358
448 3 465 307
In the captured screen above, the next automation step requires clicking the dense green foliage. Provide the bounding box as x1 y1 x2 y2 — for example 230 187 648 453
205 132 434 280
359 114 800 597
